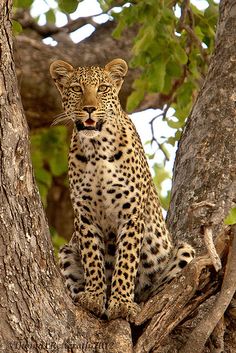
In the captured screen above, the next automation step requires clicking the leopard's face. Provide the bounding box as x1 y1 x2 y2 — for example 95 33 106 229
50 59 128 138
62 68 119 139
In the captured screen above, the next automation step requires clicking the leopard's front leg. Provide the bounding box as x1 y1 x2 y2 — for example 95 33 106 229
74 217 107 318
107 218 144 322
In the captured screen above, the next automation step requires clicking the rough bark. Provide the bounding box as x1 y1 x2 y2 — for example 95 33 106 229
165 1 236 350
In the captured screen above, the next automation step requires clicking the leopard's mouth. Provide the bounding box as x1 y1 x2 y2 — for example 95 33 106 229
76 118 103 132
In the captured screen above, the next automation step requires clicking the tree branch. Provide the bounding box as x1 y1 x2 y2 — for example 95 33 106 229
177 0 209 63
14 9 100 38
149 105 170 162
133 225 230 353
208 317 225 353
134 257 211 353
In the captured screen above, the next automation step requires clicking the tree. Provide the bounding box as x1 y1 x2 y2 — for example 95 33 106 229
1 1 235 353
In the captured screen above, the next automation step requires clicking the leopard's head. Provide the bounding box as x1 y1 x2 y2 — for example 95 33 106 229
50 59 128 138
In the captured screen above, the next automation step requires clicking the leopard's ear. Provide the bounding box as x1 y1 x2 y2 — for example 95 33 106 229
50 60 74 94
105 58 128 92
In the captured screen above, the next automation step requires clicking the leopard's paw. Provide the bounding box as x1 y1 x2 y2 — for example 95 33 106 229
107 298 141 323
75 291 105 317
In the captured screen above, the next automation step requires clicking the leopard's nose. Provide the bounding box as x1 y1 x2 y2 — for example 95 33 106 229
83 106 96 114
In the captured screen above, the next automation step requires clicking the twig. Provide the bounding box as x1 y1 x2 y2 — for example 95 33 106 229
149 105 170 161
182 24 209 63
149 105 170 126
178 0 190 31
177 0 209 64
191 201 216 210
204 226 222 272
190 201 222 271
179 226 236 353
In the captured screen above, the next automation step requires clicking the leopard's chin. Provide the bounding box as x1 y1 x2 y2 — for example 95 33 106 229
79 130 101 138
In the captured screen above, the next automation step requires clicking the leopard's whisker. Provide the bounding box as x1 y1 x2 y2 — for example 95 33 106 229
51 113 74 126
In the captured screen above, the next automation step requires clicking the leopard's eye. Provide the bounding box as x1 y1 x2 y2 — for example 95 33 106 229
98 85 109 93
71 85 82 93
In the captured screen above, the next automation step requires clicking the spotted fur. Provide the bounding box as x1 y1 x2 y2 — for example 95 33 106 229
50 58 195 322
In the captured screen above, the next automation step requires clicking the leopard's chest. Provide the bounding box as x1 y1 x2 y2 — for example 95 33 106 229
70 156 130 229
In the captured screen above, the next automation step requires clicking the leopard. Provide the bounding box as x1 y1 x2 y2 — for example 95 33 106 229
49 58 195 323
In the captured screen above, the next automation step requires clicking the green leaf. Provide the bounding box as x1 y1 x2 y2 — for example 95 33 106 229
224 207 236 225
48 151 68 176
167 136 176 146
112 17 126 38
175 129 182 142
37 183 48 207
51 229 66 256
152 162 171 209
166 119 183 129
14 0 33 8
177 81 196 108
31 149 43 170
58 0 78 14
153 163 170 191
173 44 188 65
166 60 182 78
46 9 56 24
35 169 52 188
167 130 182 146
148 59 167 92
162 7 175 23
160 144 170 160
204 3 218 26
133 26 155 54
30 126 69 205
12 20 22 35
126 87 145 112
194 26 204 41
160 190 171 210
146 153 155 160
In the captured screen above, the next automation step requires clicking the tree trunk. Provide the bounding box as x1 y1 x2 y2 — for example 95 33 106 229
167 0 236 254
1 0 236 352
166 1 236 350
